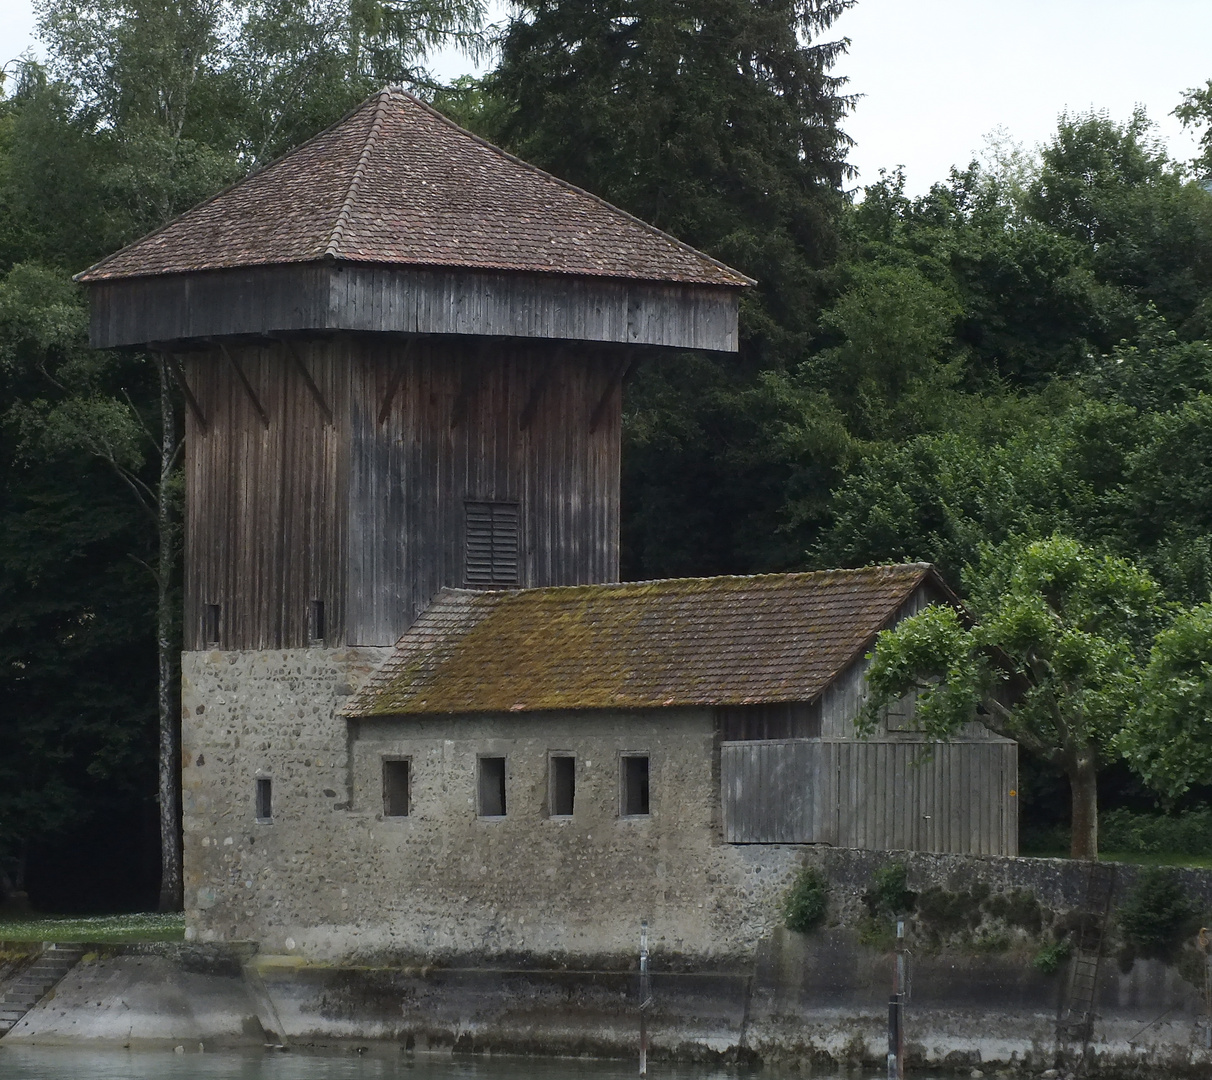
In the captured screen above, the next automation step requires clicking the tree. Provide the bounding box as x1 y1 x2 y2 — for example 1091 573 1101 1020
1120 603 1212 799
1175 80 1212 181
860 536 1164 859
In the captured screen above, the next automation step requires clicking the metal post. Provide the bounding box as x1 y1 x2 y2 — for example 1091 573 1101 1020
639 921 650 1077
888 916 905 1080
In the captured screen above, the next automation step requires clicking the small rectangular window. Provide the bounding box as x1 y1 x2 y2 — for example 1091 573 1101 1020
255 777 273 821
478 756 507 817
465 502 520 587
621 755 650 817
548 754 575 817
309 599 325 644
383 759 410 817
203 603 221 647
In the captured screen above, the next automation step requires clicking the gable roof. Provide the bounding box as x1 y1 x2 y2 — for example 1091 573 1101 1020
77 87 752 288
345 565 952 718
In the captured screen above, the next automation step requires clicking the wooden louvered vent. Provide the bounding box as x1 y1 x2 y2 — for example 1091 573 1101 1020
465 502 520 587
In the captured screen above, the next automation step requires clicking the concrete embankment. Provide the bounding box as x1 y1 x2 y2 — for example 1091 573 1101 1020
0 933 1208 1076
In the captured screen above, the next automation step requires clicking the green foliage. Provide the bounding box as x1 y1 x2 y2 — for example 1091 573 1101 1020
1100 808 1212 857
1176 80 1212 181
1117 868 1202 958
1033 936 1071 974
783 865 830 933
864 861 915 918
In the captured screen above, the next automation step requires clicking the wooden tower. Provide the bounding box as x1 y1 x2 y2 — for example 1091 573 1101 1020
78 88 750 650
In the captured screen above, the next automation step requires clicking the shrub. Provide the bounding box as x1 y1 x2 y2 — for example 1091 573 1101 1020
1033 937 1071 973
1117 868 1201 958
1101 807 1212 857
784 866 829 933
864 862 915 918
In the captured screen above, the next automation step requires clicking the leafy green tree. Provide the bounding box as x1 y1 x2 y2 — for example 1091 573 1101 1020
1176 79 1212 181
860 536 1164 859
490 0 856 369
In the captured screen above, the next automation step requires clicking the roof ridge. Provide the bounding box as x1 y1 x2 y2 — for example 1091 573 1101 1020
325 87 394 259
388 87 755 289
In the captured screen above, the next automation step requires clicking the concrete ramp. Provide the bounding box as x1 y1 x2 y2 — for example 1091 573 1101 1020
0 945 84 1036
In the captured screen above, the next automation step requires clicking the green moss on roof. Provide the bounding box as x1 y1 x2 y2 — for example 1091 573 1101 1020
346 565 941 718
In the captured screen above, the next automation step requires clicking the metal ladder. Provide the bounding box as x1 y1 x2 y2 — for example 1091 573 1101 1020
0 943 84 1037
1057 862 1117 1070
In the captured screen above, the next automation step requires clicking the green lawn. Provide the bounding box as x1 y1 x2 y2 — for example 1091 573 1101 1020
0 912 185 943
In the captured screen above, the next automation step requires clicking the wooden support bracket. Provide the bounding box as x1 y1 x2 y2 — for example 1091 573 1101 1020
281 340 334 425
378 341 413 426
168 355 208 434
220 342 269 428
589 355 632 433
518 358 555 431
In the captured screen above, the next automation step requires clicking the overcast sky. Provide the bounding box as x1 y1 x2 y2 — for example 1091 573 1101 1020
2 0 1209 194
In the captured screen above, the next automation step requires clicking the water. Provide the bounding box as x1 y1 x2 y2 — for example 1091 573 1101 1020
0 1047 797 1080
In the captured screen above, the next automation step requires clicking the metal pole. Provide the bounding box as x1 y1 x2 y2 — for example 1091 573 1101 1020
888 917 905 1080
639 921 650 1077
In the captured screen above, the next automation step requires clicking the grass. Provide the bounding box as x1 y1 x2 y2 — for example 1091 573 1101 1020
0 911 185 943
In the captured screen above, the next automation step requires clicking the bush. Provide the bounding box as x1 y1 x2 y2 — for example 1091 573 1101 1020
864 861 916 918
1117 868 1202 958
1033 937 1071 974
784 866 829 933
1101 807 1212 857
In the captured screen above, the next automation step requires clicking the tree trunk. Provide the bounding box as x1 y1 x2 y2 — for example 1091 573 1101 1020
1068 748 1099 860
155 356 182 912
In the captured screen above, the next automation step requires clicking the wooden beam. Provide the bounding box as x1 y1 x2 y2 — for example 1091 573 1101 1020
219 342 269 428
377 340 413 426
518 356 555 431
281 340 333 425
167 355 208 434
450 341 488 430
589 355 632 433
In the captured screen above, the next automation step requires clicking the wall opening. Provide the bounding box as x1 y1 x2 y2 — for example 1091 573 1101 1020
382 759 410 817
203 603 221 647
309 599 326 644
465 502 520 587
621 755 650 817
478 756 507 817
255 777 273 821
548 754 575 817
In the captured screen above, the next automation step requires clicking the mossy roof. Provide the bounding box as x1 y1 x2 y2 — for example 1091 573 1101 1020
345 565 946 718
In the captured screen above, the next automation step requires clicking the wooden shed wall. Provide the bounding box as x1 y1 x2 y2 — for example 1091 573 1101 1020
182 336 621 650
347 337 621 644
183 340 348 651
721 738 1018 856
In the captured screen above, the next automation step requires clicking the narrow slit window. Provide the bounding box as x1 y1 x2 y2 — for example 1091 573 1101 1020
621 755 650 817
383 759 410 817
203 603 221 647
548 755 575 818
478 756 507 817
465 502 520 587
309 599 326 644
255 777 273 821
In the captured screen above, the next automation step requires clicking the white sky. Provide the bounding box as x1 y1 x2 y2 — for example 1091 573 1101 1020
2 0 1209 194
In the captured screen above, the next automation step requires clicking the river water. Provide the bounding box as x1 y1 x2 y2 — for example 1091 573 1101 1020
0 1047 891 1080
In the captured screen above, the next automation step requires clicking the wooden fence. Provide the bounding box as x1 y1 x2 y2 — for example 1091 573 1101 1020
721 738 1018 855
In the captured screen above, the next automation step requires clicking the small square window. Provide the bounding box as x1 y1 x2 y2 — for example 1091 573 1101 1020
478 756 507 817
383 759 410 817
255 777 273 821
203 603 221 647
621 755 650 817
548 754 575 818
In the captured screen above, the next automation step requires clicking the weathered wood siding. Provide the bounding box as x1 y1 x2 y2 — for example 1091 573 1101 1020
183 340 348 651
87 265 740 353
347 337 621 644
721 738 1018 855
182 336 621 649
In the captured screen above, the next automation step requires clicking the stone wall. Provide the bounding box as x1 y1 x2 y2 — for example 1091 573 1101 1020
181 648 803 965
